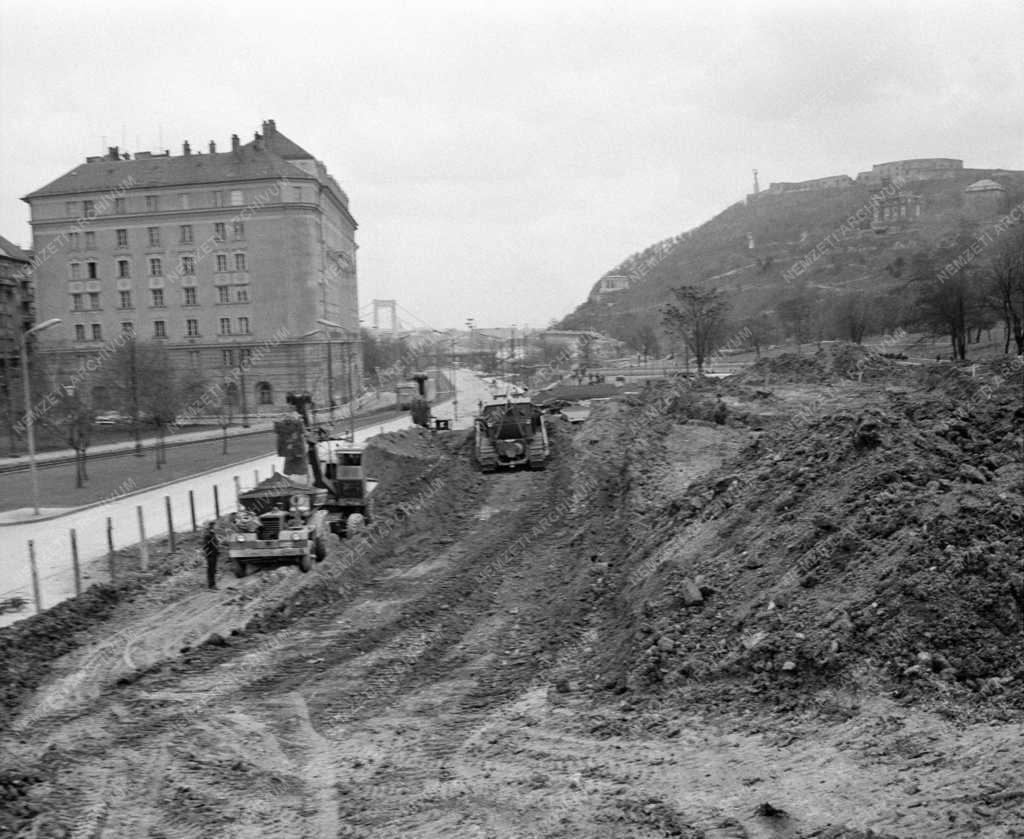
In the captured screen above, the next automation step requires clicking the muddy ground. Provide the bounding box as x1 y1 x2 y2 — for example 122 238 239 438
1 351 1022 838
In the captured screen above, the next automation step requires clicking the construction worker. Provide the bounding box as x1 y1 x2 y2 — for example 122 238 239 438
202 520 220 590
713 394 728 425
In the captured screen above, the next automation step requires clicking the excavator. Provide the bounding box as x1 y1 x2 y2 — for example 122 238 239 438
225 392 374 576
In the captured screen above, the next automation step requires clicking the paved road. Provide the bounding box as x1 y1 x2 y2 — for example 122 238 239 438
0 373 505 628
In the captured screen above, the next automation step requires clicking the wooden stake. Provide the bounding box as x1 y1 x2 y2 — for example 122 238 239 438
213 485 221 519
28 540 41 613
107 517 116 583
70 529 82 596
189 490 197 532
137 505 149 570
165 496 175 552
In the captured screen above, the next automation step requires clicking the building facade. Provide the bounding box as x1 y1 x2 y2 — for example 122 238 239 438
857 158 964 185
963 179 1009 219
1 236 34 440
0 235 33 356
22 120 360 415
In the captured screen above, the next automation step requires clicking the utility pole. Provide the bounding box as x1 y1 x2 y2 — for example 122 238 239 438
130 334 142 456
451 333 458 423
239 348 249 428
346 340 355 440
325 336 335 422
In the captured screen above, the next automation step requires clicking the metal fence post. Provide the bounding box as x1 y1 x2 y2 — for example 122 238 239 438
28 540 41 613
137 505 149 570
70 529 82 596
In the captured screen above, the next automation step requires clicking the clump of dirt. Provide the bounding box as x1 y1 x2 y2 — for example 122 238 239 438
0 769 45 834
602 365 1024 716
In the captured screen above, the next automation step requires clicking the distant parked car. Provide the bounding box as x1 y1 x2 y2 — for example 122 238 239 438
94 411 130 425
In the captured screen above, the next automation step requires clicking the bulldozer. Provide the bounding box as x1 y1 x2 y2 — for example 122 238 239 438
475 397 549 472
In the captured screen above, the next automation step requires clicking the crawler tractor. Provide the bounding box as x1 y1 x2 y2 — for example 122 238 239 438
475 397 549 472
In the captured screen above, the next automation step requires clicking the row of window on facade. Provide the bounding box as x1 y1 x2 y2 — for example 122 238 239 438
67 222 245 251
69 252 246 280
70 285 250 311
85 378 274 407
65 187 305 217
73 316 251 342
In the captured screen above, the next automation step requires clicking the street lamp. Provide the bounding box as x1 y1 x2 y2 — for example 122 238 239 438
316 318 358 440
432 329 457 423
20 317 62 515
301 327 335 423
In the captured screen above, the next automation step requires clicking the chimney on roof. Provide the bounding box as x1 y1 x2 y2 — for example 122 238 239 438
231 134 240 153
262 119 277 137
108 146 120 161
253 132 262 150
183 140 191 156
209 140 216 154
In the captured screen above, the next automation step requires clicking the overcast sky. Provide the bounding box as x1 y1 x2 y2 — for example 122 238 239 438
2 0 1022 332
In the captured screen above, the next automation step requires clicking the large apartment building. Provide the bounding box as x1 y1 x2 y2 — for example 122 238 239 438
22 120 359 414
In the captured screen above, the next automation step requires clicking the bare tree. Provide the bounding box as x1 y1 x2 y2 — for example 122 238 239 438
98 331 146 455
741 312 776 357
834 291 873 344
988 225 1024 354
910 241 985 361
627 322 661 361
41 386 95 489
776 284 817 351
662 285 730 374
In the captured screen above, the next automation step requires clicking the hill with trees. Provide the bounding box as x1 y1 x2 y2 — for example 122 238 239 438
558 163 1024 358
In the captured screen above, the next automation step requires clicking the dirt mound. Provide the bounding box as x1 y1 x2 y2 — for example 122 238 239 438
735 344 899 385
609 368 1024 715
0 571 151 735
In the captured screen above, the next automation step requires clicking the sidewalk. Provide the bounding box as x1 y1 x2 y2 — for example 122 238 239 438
2 391 398 468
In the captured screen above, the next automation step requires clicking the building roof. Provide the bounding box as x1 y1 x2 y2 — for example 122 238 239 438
965 179 1006 192
23 145 311 200
22 122 350 215
0 234 31 263
250 130 314 160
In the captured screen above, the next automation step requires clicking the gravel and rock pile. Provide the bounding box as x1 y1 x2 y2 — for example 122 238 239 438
736 344 900 385
615 364 1024 714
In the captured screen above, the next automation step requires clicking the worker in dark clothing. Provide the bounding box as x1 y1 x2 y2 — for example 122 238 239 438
712 394 728 425
202 520 220 589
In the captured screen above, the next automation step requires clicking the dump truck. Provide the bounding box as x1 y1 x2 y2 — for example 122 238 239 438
475 397 549 472
227 474 331 577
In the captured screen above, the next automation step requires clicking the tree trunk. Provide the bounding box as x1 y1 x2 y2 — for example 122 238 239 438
222 426 228 455
75 449 85 489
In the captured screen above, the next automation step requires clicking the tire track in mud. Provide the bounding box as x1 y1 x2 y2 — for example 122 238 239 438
7 428 627 837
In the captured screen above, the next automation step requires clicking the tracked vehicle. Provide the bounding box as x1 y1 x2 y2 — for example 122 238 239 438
475 397 549 472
